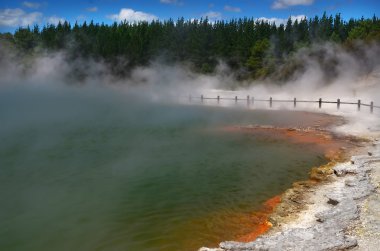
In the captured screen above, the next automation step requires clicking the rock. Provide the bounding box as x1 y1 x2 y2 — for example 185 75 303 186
326 193 341 205
310 166 334 181
219 227 358 251
345 179 356 187
351 181 376 200
198 248 223 251
340 236 358 250
316 199 359 224
334 163 358 177
327 197 339 206
350 156 380 167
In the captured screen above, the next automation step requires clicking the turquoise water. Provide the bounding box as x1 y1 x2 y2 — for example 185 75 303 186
0 86 329 251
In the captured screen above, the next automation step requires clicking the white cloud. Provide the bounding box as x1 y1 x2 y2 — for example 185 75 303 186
22 1 41 9
0 8 67 28
86 7 98 12
272 0 314 9
224 5 241 13
256 15 307 26
107 8 157 23
159 0 183 6
46 15 66 25
0 7 68 28
0 8 42 27
201 11 222 20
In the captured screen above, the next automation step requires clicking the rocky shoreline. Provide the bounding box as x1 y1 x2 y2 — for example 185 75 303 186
200 121 380 251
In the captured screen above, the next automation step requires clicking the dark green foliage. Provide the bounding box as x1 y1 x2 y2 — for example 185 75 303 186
348 19 380 41
4 14 380 79
13 26 38 51
246 38 271 78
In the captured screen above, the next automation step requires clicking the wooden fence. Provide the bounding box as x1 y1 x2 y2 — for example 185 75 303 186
187 95 379 113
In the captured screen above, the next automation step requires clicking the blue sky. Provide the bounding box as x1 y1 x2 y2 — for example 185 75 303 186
0 0 379 32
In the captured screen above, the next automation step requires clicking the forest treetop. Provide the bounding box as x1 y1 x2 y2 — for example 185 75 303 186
1 12 380 81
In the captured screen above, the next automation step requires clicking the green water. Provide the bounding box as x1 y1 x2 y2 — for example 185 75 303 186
0 86 329 251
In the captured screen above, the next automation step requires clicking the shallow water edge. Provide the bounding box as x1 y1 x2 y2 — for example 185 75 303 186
200 112 373 251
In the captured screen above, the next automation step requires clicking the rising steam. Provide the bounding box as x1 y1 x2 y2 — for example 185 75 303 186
1 39 380 115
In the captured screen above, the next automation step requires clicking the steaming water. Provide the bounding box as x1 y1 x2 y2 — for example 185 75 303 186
0 86 331 251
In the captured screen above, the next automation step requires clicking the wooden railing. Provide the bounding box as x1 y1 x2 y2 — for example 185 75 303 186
187 95 379 113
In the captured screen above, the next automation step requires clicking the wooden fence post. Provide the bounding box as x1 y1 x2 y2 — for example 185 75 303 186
337 99 340 110
201 94 204 103
319 98 322 109
294 98 297 108
235 96 238 104
370 102 374 113
247 95 250 106
270 97 273 108
358 100 361 111
217 95 220 103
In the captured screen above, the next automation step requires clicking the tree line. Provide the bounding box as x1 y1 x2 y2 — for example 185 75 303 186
1 12 380 80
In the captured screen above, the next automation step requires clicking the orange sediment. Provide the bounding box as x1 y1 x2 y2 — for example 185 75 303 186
181 122 358 250
264 195 282 210
217 124 354 243
237 195 281 242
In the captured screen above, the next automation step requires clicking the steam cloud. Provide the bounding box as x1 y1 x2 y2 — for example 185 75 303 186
244 42 380 102
1 39 380 116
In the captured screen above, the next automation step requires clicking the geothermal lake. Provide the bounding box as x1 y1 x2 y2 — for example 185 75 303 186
0 86 334 251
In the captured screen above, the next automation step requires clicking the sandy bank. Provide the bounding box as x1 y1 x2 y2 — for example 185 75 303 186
200 114 380 251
